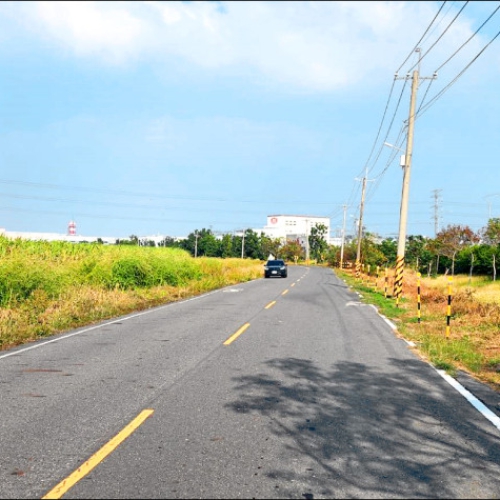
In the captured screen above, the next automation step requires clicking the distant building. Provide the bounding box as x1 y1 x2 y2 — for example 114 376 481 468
0 228 117 245
255 214 333 244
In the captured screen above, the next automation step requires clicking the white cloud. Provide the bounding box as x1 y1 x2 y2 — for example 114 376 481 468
2 1 489 90
19 1 147 64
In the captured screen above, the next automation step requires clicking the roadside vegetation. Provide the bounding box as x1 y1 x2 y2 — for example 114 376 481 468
0 236 262 350
337 266 500 392
3 216 500 394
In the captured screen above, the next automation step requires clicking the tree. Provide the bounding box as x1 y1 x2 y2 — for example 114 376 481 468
482 217 500 246
379 239 397 266
220 234 233 258
360 233 387 266
406 235 433 272
280 240 304 263
199 230 219 257
160 236 178 247
435 224 479 276
242 229 261 259
260 234 282 260
309 223 328 262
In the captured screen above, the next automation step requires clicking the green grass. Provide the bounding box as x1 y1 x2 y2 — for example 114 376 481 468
341 273 406 320
336 268 495 382
0 236 263 349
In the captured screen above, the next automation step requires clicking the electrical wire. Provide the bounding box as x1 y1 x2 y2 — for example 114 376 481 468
361 2 500 220
406 1 470 73
415 77 436 115
416 25 500 118
0 179 337 206
396 1 449 73
419 0 457 47
366 78 409 176
0 205 263 228
434 3 500 73
356 76 397 179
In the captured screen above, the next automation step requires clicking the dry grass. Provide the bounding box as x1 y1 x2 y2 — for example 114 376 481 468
340 267 500 393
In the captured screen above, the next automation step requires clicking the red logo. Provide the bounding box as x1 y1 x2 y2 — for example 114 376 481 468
270 217 278 224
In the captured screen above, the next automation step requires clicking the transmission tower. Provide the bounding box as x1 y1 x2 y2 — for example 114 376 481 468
431 189 442 236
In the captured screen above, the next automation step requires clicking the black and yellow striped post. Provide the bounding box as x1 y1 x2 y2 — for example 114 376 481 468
393 255 404 302
446 276 452 338
376 265 380 289
384 267 388 298
355 259 361 280
417 272 421 324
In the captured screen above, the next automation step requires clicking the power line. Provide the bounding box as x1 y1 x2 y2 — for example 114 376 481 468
0 179 338 206
416 25 500 118
407 1 470 73
366 79 409 176
434 3 500 73
357 76 397 178
420 0 457 46
396 1 449 73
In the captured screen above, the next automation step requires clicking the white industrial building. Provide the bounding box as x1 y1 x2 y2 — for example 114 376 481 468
257 214 333 245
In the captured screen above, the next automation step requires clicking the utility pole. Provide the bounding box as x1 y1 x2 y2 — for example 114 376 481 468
355 170 373 278
340 204 347 269
393 54 437 300
305 219 310 261
241 230 245 259
194 231 199 258
431 189 442 237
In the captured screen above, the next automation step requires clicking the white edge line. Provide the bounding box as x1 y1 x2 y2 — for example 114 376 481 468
436 369 500 432
0 289 221 361
377 311 397 331
372 304 500 433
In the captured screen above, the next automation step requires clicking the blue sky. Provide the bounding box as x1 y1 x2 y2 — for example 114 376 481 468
1 1 499 239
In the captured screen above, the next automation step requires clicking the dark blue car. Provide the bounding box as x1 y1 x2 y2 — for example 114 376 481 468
264 259 287 278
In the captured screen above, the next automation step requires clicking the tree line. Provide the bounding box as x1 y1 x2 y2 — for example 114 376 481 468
120 218 500 279
339 218 500 280
119 223 330 263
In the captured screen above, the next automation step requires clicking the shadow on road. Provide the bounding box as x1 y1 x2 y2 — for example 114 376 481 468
225 357 500 498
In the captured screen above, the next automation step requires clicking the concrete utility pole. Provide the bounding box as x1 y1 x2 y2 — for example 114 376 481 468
355 170 373 278
340 204 347 269
194 231 199 258
432 189 442 237
305 219 310 261
355 175 367 278
393 59 437 300
393 70 418 299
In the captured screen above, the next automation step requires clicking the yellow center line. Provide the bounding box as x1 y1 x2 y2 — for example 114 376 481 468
291 283 296 287
42 409 154 500
223 323 250 345
265 301 277 309
282 289 289 295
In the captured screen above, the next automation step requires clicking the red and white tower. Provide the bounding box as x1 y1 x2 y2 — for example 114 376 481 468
68 220 77 236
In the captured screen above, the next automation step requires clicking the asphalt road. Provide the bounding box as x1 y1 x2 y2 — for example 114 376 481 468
1 266 499 499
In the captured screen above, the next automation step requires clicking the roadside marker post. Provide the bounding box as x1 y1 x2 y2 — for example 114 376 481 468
417 272 421 324
446 277 452 338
